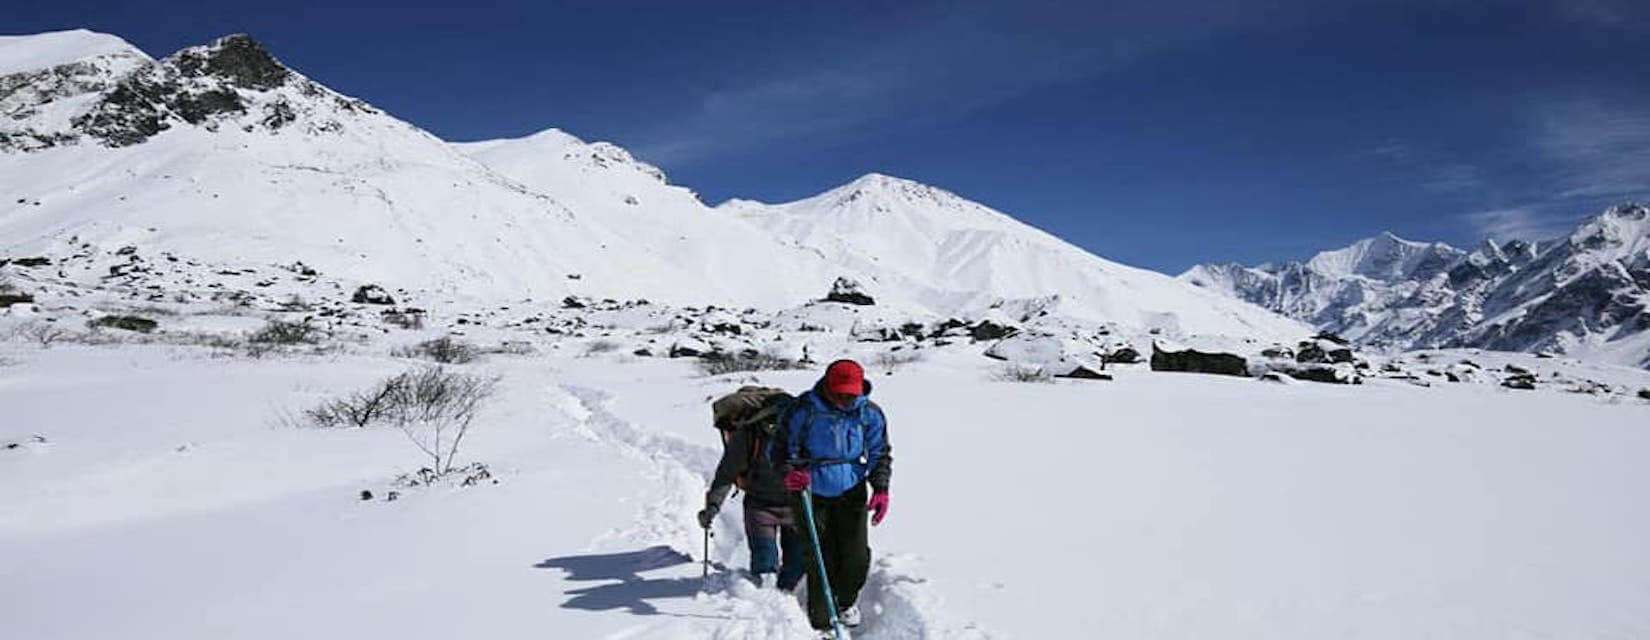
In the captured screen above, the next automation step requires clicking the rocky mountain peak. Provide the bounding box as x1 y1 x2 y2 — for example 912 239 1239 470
168 34 290 91
828 173 961 209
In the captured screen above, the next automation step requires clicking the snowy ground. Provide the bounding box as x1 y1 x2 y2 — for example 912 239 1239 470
4 340 1649 639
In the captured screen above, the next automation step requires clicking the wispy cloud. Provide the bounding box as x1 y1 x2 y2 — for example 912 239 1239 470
631 13 1117 165
630 1 1311 166
1451 95 1650 242
1532 98 1650 200
1556 0 1650 29
1464 207 1578 242
1369 141 1486 194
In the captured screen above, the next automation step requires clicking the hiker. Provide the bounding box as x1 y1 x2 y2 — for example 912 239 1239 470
782 359 892 631
698 387 806 591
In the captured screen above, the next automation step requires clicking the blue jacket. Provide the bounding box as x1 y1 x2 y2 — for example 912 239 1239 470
782 378 892 498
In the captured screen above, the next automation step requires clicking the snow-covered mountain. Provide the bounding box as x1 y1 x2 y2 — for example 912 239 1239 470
1182 205 1650 368
721 173 1302 337
1 29 1305 342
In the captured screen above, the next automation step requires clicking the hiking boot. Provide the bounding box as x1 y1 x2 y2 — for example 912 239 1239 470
838 604 861 627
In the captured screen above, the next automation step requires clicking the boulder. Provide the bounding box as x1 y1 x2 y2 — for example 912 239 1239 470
969 320 1016 341
1501 374 1537 390
1638 388 1650 401
824 277 874 306
1150 343 1248 377
0 292 34 307
351 284 395 305
929 318 969 339
1260 345 1294 360
1258 372 1296 384
1055 365 1112 381
1312 332 1350 346
89 315 158 333
1106 346 1142 364
1296 339 1354 364
1279 363 1358 384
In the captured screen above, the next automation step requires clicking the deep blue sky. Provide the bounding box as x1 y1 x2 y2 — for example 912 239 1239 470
12 0 1650 272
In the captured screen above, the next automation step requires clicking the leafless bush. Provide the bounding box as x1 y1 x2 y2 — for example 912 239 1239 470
393 336 478 364
381 309 425 330
18 322 71 348
277 294 313 312
490 340 536 356
302 367 497 474
388 367 497 474
583 339 621 356
992 363 1053 383
250 319 320 345
872 349 924 371
304 374 409 429
697 352 804 376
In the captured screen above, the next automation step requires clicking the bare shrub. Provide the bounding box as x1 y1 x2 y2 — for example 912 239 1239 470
393 336 477 364
301 367 497 474
18 322 70 348
304 374 408 429
872 349 924 371
381 309 425 330
388 367 497 474
992 363 1053 383
490 340 536 356
697 352 804 376
583 339 621 356
250 319 320 345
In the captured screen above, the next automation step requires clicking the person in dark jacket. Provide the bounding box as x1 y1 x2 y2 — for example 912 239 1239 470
698 396 806 591
781 359 892 631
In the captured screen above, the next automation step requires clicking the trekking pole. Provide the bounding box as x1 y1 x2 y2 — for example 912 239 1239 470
799 490 848 640
702 527 713 582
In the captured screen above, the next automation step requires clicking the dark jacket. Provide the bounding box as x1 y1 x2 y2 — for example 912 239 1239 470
706 411 792 509
781 378 892 498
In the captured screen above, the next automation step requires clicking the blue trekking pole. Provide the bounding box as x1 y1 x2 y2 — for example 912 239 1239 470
798 487 849 639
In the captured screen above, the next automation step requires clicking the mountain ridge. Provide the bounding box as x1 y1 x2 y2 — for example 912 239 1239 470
2 29 1307 343
1182 204 1650 368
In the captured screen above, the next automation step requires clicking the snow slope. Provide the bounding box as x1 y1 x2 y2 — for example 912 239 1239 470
449 129 853 312
0 29 142 76
724 174 1306 339
4 338 1647 638
0 34 820 307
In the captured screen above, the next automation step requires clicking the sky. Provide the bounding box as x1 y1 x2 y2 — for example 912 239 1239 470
10 0 1650 273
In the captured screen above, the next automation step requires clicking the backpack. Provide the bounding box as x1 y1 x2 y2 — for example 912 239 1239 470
710 386 794 490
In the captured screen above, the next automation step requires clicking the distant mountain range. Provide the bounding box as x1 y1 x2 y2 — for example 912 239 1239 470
0 29 1301 342
1182 205 1650 368
7 29 1648 368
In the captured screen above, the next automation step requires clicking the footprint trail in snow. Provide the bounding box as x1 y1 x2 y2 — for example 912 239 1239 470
553 384 991 639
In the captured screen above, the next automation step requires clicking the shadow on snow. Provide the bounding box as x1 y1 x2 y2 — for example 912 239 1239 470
535 545 719 617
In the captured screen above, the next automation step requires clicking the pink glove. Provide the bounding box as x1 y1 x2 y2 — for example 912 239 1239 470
867 491 890 526
783 469 811 492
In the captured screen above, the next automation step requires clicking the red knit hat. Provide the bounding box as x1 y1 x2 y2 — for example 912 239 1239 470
824 359 865 396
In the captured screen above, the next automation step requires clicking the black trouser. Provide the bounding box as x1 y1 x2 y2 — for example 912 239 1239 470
796 481 870 630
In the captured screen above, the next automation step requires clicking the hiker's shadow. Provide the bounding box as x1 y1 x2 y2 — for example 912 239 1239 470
535 545 707 616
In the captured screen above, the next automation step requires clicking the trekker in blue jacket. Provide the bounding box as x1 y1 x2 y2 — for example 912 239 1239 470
781 359 892 631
